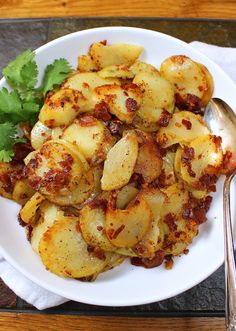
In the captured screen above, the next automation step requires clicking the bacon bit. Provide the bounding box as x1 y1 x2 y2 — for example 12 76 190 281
87 245 106 260
112 224 125 239
59 154 74 169
133 243 147 255
181 146 196 177
106 228 115 240
28 175 41 189
222 150 233 173
183 249 189 255
164 213 177 231
26 225 33 241
97 226 103 231
212 135 222 151
72 104 80 112
82 82 89 88
157 109 172 127
76 222 81 233
45 119 56 128
182 119 192 130
100 40 107 45
131 250 165 268
79 115 97 127
94 101 111 121
89 199 107 211
12 143 33 164
122 83 139 91
198 85 204 92
182 196 212 224
170 55 187 65
125 98 138 113
165 257 174 269
175 93 202 114
199 173 218 191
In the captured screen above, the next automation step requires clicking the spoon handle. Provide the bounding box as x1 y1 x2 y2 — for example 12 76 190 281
224 172 236 331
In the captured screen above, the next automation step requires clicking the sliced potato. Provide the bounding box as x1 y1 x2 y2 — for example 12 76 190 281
39 89 86 128
101 132 138 190
116 185 139 209
134 130 162 183
39 216 108 278
78 55 98 72
98 64 134 79
133 73 174 123
160 55 213 108
94 84 143 123
130 60 159 76
19 192 45 224
12 180 35 205
161 183 189 216
137 187 166 218
157 111 210 148
106 197 152 248
31 121 52 150
62 116 113 164
180 135 223 189
132 115 159 133
89 42 143 69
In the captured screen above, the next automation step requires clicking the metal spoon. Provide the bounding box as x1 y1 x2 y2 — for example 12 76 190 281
204 98 236 331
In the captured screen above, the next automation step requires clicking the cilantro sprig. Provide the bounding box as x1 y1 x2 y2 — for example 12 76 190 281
0 49 72 162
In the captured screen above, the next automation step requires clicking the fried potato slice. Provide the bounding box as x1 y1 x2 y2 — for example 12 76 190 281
19 192 45 224
31 121 52 150
180 135 223 189
134 130 162 183
12 180 35 205
101 132 138 190
39 89 86 128
161 183 189 216
157 111 210 148
62 116 113 164
132 115 159 133
160 55 213 108
133 73 174 123
130 60 159 76
78 55 98 72
98 64 134 79
94 84 143 123
39 216 108 278
89 42 143 69
106 197 152 248
116 185 139 209
31 201 64 253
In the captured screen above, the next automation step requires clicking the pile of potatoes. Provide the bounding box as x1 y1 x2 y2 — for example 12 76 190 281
3 41 224 280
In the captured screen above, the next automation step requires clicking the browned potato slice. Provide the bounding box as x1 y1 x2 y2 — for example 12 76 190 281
134 130 162 183
78 55 98 72
101 132 138 190
133 73 174 123
130 60 159 76
12 180 35 205
138 187 166 218
39 89 86 128
157 111 210 148
89 42 143 69
116 185 139 209
106 197 152 248
31 201 64 253
161 183 189 216
160 55 213 108
197 62 214 107
161 155 176 187
180 135 223 189
132 115 159 133
39 216 108 278
62 116 113 164
98 64 134 79
48 170 94 206
19 192 45 224
31 121 52 150
94 84 143 123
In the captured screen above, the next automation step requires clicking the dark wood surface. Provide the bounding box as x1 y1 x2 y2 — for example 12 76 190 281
0 17 235 330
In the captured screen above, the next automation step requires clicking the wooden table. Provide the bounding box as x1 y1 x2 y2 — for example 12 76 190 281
0 2 236 330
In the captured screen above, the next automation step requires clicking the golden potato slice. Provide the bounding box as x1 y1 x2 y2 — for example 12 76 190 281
161 183 189 216
174 146 182 179
197 62 214 107
26 140 87 197
106 197 152 248
132 115 159 133
39 89 86 128
19 192 45 224
62 116 113 164
160 55 213 108
133 73 174 123
116 185 139 209
89 42 143 69
161 156 176 187
77 55 98 72
180 135 223 189
12 180 35 205
79 204 116 252
47 170 94 206
94 84 143 123
31 201 64 253
134 130 162 183
98 64 134 79
30 121 52 150
102 252 125 272
130 60 159 76
137 187 166 218
101 132 138 190
156 111 210 148
39 216 108 278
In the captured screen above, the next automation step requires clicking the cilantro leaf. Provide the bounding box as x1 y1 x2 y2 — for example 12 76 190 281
0 122 26 162
0 88 24 123
3 50 38 90
40 58 71 96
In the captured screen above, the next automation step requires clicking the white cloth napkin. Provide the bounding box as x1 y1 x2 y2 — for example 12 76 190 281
0 41 236 311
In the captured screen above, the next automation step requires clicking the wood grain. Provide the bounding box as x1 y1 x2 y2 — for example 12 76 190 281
0 313 226 331
0 0 235 19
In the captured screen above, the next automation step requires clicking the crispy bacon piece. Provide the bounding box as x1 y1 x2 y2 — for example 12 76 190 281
125 98 138 113
175 93 202 114
87 245 106 261
131 250 165 268
181 119 192 130
88 198 107 212
158 109 172 127
94 101 111 121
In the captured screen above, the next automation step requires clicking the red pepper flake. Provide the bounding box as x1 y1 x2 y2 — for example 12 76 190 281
125 98 138 113
157 109 172 127
131 250 165 268
182 119 192 130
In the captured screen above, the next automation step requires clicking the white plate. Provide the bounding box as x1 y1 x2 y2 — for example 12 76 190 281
0 27 236 306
